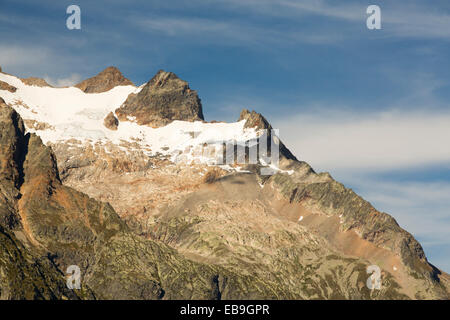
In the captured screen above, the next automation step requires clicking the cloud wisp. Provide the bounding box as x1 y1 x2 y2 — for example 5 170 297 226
133 14 343 47
44 73 82 87
209 0 450 41
0 45 51 70
274 108 450 172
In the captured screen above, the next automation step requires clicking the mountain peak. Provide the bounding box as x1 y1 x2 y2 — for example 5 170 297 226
75 66 134 93
239 109 272 130
115 70 204 127
238 108 298 161
147 69 185 89
21 77 52 87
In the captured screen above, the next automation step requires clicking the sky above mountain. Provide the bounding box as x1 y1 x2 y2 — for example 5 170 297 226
0 0 449 271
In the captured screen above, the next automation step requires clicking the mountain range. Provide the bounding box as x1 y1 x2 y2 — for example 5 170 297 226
0 66 448 299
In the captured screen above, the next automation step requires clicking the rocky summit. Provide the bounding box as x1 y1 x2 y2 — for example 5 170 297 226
0 67 449 300
75 66 134 93
116 70 204 127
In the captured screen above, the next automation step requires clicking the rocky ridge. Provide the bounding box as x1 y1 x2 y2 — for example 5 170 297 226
20 77 52 87
75 66 134 93
239 109 298 162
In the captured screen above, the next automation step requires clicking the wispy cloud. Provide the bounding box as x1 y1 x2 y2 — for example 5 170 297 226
136 17 260 44
44 73 82 87
274 108 450 172
384 6 450 40
277 0 363 21
211 0 450 41
284 0 450 40
134 14 342 46
0 44 80 79
0 45 51 70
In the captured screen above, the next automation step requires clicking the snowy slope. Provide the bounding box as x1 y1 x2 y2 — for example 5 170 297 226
0 72 259 165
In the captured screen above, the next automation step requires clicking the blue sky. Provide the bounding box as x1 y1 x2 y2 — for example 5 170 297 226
1 0 449 272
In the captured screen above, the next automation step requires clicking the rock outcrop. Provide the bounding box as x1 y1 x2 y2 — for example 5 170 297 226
23 119 54 131
0 224 83 300
0 102 82 299
0 80 17 93
0 101 27 230
268 167 432 277
116 70 204 127
75 66 134 93
239 109 298 161
21 77 52 87
239 109 273 130
103 112 119 131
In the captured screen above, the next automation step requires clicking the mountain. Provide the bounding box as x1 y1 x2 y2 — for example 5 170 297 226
238 109 298 161
116 69 204 127
0 67 449 300
0 99 286 299
75 66 134 93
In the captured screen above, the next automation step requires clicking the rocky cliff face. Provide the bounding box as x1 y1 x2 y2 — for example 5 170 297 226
115 70 204 127
0 102 81 299
75 66 134 93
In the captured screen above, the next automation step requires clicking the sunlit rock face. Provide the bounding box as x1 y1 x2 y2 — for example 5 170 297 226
116 70 204 128
75 66 135 93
